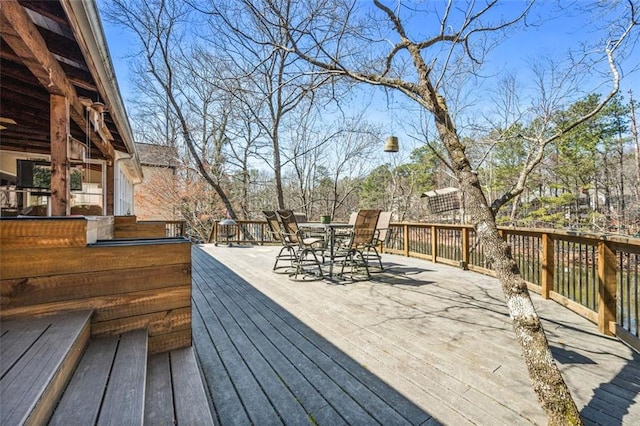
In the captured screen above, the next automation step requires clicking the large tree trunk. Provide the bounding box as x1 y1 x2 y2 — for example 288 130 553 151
432 99 582 424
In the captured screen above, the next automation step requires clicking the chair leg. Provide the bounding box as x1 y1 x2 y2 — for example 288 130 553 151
293 248 323 280
338 249 370 280
273 245 298 272
364 245 383 271
354 249 371 279
339 249 354 277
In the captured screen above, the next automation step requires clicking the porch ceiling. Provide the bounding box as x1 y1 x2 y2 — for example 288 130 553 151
0 0 128 160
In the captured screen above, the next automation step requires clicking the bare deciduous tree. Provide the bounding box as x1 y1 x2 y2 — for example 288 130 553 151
286 105 381 218
194 0 339 210
106 0 238 218
240 0 638 423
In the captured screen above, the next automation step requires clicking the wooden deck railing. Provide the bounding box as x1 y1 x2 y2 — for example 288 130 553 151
163 220 187 237
115 216 186 238
209 219 639 352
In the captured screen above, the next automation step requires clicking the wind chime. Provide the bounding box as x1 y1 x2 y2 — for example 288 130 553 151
384 90 399 153
384 135 399 152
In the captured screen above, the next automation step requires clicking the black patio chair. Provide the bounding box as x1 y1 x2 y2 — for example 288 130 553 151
334 209 381 280
277 209 325 280
363 210 392 271
263 210 298 273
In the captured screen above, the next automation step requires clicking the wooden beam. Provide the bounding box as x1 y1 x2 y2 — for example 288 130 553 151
0 0 67 96
0 0 113 160
50 94 70 215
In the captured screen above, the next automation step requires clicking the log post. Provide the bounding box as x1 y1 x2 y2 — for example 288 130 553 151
50 94 70 216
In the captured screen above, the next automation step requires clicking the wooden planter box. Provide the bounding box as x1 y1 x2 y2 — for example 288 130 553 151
0 217 192 353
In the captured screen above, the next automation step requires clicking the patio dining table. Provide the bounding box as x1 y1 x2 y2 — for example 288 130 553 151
299 222 353 278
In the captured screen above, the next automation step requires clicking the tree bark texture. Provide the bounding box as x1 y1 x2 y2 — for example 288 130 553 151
432 97 582 424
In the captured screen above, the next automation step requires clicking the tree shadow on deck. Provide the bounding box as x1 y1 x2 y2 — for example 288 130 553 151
552 344 640 425
366 262 436 287
191 247 437 425
371 260 640 425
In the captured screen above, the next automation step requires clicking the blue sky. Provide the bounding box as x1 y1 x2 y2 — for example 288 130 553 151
99 0 639 159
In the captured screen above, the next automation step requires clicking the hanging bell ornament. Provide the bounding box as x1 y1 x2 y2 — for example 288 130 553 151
384 135 399 152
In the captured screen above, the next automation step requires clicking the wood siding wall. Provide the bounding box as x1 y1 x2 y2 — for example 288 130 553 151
0 218 191 354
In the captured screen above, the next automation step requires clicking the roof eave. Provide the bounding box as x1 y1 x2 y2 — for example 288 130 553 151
60 0 143 180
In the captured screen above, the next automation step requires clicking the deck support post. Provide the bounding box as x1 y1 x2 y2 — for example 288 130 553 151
597 240 617 336
50 94 70 216
106 162 114 215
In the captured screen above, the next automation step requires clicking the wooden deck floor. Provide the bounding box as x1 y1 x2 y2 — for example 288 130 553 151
191 244 640 425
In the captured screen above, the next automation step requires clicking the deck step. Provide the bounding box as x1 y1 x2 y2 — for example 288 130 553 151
145 346 214 425
0 311 92 426
49 329 148 426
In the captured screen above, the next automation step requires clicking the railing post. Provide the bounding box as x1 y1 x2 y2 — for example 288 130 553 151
597 240 617 336
403 224 410 258
541 233 554 299
461 227 469 270
431 226 438 264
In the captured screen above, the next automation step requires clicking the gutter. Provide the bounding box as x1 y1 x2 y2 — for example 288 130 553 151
116 153 143 185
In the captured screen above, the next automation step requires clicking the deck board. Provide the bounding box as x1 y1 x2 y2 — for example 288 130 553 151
144 352 175 424
49 335 119 425
193 247 433 425
208 259 429 425
192 304 252 425
192 244 640 425
193 283 288 424
196 264 399 424
0 311 91 425
170 346 215 425
97 329 147 426
0 316 50 377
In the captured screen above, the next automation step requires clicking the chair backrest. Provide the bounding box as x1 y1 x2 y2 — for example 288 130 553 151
277 209 301 244
351 209 380 246
293 212 307 223
348 211 358 225
375 211 392 243
263 210 283 243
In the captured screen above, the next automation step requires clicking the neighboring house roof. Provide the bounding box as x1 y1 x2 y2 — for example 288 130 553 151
136 143 179 168
0 0 142 180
